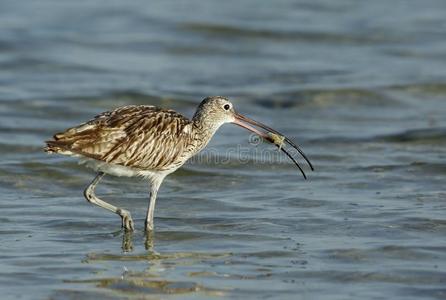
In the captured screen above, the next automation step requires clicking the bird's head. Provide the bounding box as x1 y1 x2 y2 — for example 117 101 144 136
193 96 314 179
193 96 236 127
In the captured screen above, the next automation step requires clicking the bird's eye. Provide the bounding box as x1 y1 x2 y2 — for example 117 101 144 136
223 104 230 110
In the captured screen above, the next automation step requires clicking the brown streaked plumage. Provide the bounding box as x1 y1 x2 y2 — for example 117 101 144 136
46 105 196 171
45 96 313 232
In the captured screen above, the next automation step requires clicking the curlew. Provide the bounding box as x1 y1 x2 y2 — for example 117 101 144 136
44 96 313 231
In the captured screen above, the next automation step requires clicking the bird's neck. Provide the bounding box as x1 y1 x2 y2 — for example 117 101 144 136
191 115 222 151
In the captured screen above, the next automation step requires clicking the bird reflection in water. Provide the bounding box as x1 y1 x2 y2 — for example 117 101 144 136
117 230 155 253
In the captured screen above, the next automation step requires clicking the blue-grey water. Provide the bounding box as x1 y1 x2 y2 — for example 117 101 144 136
1 0 446 299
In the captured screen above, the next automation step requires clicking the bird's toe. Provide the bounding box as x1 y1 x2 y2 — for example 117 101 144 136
120 210 134 231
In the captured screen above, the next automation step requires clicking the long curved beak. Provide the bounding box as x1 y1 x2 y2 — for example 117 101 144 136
232 112 314 179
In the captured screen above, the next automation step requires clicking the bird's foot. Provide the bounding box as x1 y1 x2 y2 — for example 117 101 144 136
144 220 154 232
118 209 134 231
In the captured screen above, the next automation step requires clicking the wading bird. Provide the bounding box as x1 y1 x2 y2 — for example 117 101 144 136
45 96 313 231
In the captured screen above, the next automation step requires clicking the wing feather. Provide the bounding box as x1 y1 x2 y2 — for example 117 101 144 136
45 105 194 171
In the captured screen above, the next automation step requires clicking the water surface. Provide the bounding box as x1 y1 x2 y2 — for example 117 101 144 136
1 1 446 299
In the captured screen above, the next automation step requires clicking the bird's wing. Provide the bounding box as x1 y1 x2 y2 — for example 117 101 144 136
46 105 194 171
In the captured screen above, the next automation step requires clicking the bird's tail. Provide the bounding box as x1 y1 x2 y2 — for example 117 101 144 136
44 140 72 154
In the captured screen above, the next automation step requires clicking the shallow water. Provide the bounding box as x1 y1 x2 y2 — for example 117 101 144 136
1 0 446 299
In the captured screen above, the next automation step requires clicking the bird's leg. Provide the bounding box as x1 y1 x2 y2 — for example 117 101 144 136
145 192 157 231
145 176 165 232
84 172 134 231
